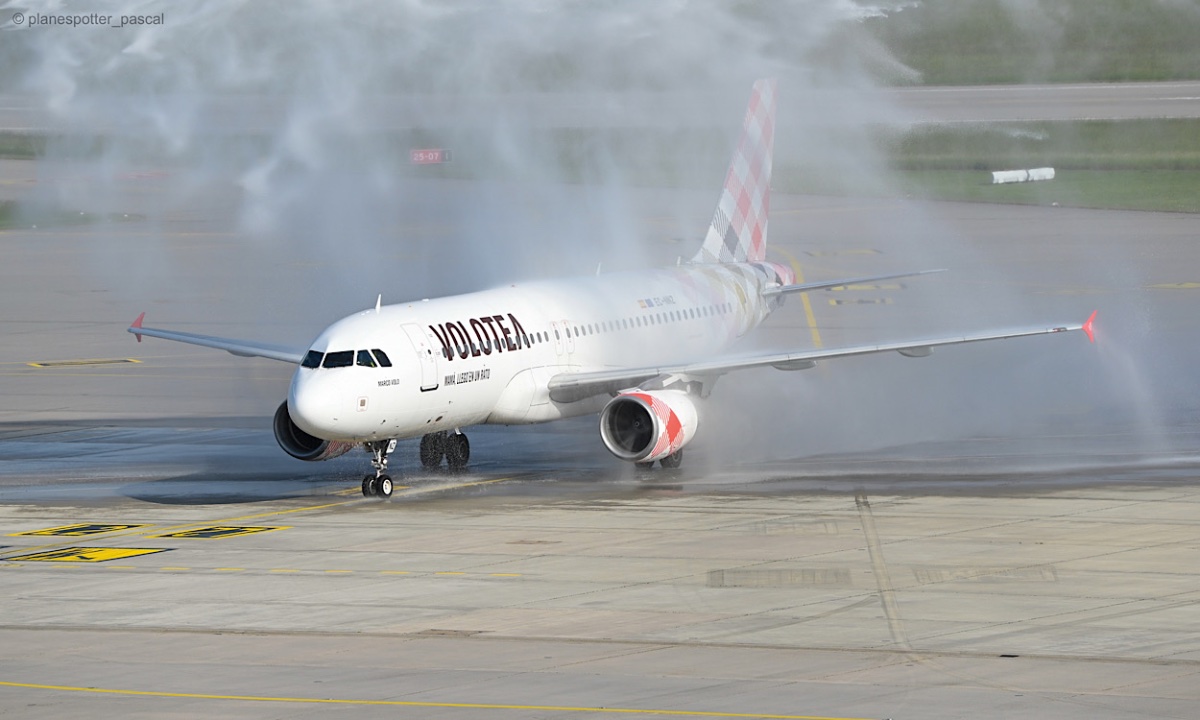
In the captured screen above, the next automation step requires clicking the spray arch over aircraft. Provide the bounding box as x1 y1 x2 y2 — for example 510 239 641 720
130 80 1096 498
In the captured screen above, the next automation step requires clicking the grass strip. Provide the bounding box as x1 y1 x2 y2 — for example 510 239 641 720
886 169 1200 214
860 0 1200 85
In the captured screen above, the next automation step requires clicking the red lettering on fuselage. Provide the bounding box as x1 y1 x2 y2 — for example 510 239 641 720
431 312 529 362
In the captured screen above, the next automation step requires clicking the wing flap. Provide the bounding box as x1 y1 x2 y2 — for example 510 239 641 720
127 314 306 364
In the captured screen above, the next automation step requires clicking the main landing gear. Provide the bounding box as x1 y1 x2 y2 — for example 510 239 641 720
361 439 397 498
636 449 683 472
419 430 470 471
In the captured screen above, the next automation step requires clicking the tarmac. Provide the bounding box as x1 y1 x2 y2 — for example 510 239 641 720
1 156 1199 719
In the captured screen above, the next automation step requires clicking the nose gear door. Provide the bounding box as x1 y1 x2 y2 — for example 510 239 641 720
401 323 440 392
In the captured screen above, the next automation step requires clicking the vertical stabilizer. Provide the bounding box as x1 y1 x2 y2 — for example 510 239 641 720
692 79 776 264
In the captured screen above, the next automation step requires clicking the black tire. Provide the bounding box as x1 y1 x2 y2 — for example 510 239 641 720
659 450 683 469
445 433 470 470
362 476 376 497
419 433 445 469
634 461 655 471
378 475 393 498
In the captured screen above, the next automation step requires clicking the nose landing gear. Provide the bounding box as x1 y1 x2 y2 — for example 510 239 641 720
361 439 397 498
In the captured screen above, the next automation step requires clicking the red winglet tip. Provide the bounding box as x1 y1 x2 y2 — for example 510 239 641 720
131 312 145 343
1082 310 1097 343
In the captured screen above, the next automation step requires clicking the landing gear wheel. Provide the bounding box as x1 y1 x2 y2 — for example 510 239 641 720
361 440 398 497
659 450 683 469
445 432 470 471
635 461 655 471
419 432 445 469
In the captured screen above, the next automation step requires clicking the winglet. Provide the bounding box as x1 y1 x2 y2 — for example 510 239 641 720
1082 310 1097 343
130 312 146 342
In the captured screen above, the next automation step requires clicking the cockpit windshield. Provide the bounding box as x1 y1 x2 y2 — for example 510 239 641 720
302 348 394 369
322 350 354 368
301 350 323 368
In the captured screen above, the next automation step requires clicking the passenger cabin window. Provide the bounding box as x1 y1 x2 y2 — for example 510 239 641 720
322 350 354 368
356 350 376 368
301 350 323 368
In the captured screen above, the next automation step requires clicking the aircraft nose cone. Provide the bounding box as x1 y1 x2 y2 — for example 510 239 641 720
288 372 339 438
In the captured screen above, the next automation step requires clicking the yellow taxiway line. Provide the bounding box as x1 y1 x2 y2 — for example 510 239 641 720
0 680 874 719
3 476 524 559
770 246 823 348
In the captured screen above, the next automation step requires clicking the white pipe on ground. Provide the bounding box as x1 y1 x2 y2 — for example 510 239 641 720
992 167 1055 184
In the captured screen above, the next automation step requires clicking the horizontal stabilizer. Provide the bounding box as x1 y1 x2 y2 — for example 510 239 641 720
763 269 946 297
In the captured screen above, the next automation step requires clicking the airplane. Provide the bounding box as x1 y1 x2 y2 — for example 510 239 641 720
129 79 1097 498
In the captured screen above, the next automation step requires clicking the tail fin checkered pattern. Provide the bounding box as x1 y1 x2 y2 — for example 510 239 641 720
693 79 776 265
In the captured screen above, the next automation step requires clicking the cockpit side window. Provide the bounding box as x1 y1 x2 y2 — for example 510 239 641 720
322 350 354 368
301 350 323 369
356 350 377 368
372 349 392 367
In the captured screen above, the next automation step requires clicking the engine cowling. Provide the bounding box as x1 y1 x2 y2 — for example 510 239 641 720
599 390 699 463
273 401 358 461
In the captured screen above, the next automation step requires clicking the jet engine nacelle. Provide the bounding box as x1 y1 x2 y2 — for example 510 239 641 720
599 390 699 463
273 401 358 462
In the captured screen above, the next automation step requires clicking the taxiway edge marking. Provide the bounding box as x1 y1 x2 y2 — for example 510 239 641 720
0 501 351 559
0 680 874 719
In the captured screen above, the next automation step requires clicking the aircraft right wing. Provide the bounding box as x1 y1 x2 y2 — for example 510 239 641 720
127 313 306 364
547 312 1097 403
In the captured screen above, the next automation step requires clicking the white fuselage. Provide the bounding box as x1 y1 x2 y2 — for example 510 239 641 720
287 261 794 443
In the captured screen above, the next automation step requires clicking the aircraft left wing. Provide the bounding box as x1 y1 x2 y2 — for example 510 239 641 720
547 312 1097 403
127 313 306 364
